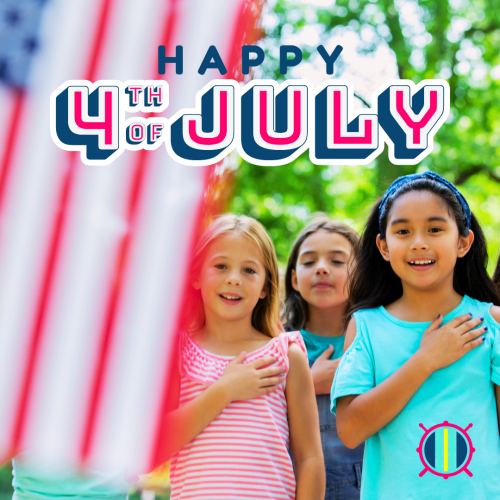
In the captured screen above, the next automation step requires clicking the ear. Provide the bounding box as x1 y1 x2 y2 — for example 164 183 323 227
376 234 391 262
259 283 268 300
291 268 300 292
457 229 474 258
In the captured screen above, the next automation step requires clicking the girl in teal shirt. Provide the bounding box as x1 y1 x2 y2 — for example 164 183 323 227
332 172 500 499
283 215 364 500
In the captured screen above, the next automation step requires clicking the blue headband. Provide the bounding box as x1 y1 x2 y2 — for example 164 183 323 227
378 171 471 231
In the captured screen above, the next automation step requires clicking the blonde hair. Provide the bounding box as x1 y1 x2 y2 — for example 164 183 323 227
184 214 282 338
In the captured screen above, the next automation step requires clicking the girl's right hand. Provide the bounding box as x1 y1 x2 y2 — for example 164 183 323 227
311 345 340 395
216 353 286 402
418 313 487 373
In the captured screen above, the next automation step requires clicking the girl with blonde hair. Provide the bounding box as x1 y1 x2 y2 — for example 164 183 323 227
167 214 325 500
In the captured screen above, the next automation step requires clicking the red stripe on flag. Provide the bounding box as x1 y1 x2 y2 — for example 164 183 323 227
80 0 179 464
10 0 116 456
0 89 25 213
148 0 264 471
227 0 265 80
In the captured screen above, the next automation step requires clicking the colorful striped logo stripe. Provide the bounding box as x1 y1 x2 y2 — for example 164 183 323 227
423 426 469 473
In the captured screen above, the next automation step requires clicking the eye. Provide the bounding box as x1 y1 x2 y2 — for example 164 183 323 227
245 267 256 274
303 261 315 266
214 263 226 270
396 229 410 235
332 260 346 265
429 227 443 233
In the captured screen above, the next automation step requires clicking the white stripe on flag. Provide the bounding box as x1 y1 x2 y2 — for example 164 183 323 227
0 0 109 460
0 87 16 167
0 0 261 473
19 0 173 468
88 0 247 473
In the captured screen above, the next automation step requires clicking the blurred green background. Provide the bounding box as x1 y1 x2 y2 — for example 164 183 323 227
229 0 500 273
0 464 12 500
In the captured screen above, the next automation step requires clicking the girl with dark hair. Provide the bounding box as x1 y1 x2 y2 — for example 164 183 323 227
331 172 500 499
283 215 364 500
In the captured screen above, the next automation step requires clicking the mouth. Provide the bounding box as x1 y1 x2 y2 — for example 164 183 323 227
313 282 333 289
219 293 243 304
408 259 436 271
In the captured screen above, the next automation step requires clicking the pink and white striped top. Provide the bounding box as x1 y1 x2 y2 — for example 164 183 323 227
169 330 306 500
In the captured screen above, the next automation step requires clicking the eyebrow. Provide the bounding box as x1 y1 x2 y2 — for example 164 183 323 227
209 255 260 266
299 250 349 257
390 216 449 226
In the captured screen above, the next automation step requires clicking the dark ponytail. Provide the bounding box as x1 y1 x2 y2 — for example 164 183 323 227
346 177 500 329
493 255 500 294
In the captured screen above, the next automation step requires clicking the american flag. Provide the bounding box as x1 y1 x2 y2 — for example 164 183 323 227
0 0 263 474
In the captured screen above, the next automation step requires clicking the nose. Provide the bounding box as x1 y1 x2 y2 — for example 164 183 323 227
410 232 430 251
315 258 330 276
225 271 242 286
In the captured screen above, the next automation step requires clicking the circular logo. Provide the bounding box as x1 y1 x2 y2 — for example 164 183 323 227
416 421 475 479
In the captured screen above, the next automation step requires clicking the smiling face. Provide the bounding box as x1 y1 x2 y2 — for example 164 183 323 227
291 230 353 310
194 232 268 325
377 190 474 292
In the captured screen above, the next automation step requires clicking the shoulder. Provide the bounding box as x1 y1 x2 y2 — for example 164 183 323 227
178 330 192 356
288 342 308 366
177 331 228 385
276 330 307 356
464 296 500 325
489 305 500 326
350 306 383 326
344 317 357 353
343 314 376 358
346 306 386 341
284 331 309 370
285 341 311 383
286 343 313 393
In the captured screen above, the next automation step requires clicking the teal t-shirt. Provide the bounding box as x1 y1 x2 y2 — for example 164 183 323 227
300 329 345 361
331 295 500 500
12 456 129 500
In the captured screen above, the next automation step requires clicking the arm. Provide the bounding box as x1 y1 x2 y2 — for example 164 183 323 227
286 344 325 500
342 318 357 353
488 306 500 432
337 313 486 449
155 352 285 466
310 345 340 395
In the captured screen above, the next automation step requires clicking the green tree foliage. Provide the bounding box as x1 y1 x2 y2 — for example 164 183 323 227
229 0 500 270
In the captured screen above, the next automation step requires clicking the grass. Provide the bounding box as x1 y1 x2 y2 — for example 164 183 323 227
0 463 172 500
0 463 13 499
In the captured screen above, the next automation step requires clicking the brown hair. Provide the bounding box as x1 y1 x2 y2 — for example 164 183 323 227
183 214 282 338
282 214 360 331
